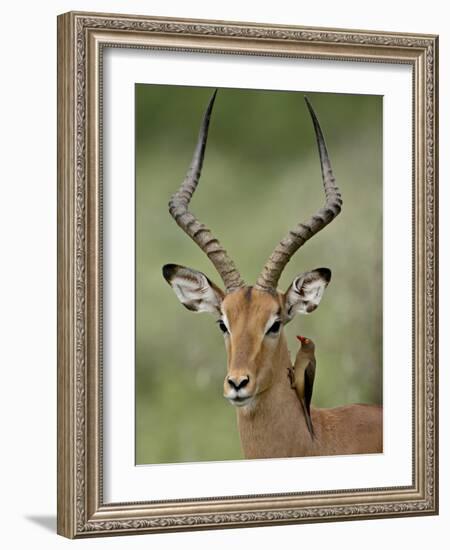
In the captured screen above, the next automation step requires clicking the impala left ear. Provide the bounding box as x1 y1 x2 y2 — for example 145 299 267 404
162 263 225 314
284 268 331 321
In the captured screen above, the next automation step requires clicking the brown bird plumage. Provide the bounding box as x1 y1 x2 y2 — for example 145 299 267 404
288 335 316 438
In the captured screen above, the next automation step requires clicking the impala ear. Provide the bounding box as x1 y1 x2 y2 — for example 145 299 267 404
162 264 224 314
284 268 331 321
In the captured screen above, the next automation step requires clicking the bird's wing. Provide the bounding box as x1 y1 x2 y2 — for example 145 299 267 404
300 398 314 439
304 359 316 415
303 359 316 436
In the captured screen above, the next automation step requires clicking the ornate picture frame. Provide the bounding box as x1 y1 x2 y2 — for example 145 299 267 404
57 11 438 538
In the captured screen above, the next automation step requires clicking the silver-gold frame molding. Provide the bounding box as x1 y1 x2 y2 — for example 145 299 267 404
57 11 439 539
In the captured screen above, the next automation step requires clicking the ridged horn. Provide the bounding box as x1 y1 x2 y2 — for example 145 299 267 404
254 97 342 292
168 90 245 292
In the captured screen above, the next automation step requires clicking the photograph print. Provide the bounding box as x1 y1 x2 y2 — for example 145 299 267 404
135 85 383 465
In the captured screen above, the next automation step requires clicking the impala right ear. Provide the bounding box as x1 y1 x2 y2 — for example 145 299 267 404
284 268 332 321
162 264 224 314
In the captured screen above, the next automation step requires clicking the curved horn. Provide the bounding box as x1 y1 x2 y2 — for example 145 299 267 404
254 97 343 292
168 90 245 293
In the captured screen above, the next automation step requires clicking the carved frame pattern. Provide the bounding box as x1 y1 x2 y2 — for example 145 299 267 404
57 11 438 538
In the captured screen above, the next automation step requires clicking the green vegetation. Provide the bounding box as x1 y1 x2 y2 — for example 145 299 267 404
135 85 382 464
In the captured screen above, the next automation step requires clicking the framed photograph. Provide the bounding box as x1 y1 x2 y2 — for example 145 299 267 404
57 11 438 538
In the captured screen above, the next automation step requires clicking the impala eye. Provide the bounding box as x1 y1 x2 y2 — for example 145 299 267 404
217 320 228 334
267 320 281 335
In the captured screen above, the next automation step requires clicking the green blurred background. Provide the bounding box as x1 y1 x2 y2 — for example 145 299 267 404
135 85 382 465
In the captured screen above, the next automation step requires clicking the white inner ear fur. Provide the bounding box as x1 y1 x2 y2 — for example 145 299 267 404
167 267 222 314
285 270 330 320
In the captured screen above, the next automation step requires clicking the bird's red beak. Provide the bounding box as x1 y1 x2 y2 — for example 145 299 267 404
297 335 308 344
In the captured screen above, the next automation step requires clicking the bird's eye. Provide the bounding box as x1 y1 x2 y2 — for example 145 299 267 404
217 320 228 334
267 320 281 335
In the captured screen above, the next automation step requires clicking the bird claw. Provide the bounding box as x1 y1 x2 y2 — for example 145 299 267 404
287 366 296 388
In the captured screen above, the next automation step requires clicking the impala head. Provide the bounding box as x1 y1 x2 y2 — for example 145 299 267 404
162 90 342 409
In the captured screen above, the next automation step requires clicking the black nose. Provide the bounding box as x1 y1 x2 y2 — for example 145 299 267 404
227 375 250 391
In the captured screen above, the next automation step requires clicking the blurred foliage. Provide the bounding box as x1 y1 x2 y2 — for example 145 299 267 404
135 85 382 465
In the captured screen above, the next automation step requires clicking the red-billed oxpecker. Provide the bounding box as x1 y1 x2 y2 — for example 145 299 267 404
288 336 316 438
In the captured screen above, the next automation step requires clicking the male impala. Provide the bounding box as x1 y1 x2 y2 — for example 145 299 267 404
162 91 382 459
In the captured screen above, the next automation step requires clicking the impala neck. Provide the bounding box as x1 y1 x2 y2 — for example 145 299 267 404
236 333 314 458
